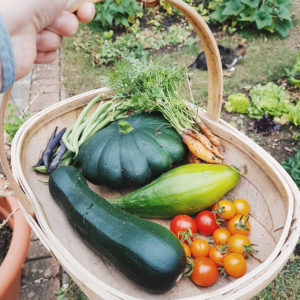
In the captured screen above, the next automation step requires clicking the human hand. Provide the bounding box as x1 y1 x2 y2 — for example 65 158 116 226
0 0 95 81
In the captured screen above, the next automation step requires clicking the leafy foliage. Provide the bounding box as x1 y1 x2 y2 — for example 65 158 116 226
226 83 300 126
248 82 290 119
224 93 250 114
159 0 211 22
253 114 280 135
99 35 146 65
72 24 196 66
282 148 300 189
109 57 197 133
286 51 300 88
4 104 29 142
209 0 293 37
94 0 142 30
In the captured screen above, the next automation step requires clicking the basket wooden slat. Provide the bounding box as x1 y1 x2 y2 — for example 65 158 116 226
0 0 299 298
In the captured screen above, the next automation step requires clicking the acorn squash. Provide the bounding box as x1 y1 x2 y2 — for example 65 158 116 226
78 113 185 187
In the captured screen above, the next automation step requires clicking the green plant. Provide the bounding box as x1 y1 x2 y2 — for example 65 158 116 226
209 0 293 37
282 148 300 189
286 51 300 87
94 0 142 30
224 83 300 126
4 104 29 142
160 0 212 21
73 23 196 67
224 93 250 114
292 132 300 142
99 34 147 65
248 82 290 119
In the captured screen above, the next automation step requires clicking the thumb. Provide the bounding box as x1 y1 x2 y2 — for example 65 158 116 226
30 0 69 31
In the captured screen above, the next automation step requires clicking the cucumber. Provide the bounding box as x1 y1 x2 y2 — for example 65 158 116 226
110 164 241 218
49 166 186 293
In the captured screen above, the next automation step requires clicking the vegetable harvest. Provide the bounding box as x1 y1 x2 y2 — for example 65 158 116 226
49 166 186 293
34 58 224 174
109 163 241 218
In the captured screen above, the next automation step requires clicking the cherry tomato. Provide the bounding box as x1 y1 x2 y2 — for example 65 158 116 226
233 198 250 216
190 239 210 258
227 215 250 235
195 210 218 236
212 200 236 220
228 234 256 258
182 243 191 258
223 253 246 278
191 257 219 286
209 245 228 267
170 215 197 242
213 227 231 246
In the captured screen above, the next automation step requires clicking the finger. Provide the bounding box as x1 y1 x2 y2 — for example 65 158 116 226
35 51 58 64
47 11 79 37
76 3 96 24
37 30 63 52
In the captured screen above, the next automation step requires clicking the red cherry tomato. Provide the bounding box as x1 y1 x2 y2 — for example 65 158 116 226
191 257 219 286
170 215 197 242
196 210 218 236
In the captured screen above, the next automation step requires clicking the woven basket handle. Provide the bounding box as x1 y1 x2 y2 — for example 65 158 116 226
0 0 222 218
167 0 223 120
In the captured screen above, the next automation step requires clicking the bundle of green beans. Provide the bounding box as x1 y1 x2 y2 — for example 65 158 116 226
62 95 126 156
34 58 198 173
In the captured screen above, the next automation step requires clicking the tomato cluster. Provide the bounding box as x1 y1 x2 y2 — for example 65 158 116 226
170 198 257 287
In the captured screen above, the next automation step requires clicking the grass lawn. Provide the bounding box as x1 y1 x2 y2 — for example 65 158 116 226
60 0 300 298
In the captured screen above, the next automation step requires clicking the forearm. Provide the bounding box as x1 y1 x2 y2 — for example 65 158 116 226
0 13 16 93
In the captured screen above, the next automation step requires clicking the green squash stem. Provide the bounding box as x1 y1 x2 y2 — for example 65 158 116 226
118 120 134 134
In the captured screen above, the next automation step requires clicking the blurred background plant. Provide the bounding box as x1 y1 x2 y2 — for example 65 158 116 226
286 51 300 87
209 0 293 36
94 0 143 29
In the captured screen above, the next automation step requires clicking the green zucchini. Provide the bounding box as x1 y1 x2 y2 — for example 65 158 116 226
109 163 241 218
49 166 186 293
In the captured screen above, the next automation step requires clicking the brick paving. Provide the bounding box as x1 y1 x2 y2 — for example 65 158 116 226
9 54 63 300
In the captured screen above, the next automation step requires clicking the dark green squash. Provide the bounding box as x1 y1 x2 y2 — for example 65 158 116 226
49 166 186 293
78 114 185 187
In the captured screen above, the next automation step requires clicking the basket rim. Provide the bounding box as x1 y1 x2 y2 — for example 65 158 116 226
11 88 300 300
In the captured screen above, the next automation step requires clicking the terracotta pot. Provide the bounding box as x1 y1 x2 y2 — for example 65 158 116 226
0 182 31 300
141 0 158 8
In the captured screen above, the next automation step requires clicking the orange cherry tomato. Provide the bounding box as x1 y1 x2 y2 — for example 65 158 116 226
228 234 256 258
182 243 191 258
209 245 228 267
213 227 231 246
227 214 250 235
233 198 250 216
212 200 237 220
223 253 246 278
190 239 210 258
191 257 219 286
